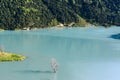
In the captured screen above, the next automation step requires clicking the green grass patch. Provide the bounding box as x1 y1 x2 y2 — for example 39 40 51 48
0 52 26 62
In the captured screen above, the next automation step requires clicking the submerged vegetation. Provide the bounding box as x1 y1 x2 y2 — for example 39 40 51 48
0 52 26 62
0 0 120 30
110 33 120 40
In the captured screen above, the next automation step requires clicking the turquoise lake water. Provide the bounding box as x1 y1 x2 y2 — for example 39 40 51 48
0 27 120 80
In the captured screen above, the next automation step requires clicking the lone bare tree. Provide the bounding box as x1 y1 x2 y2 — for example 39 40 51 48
51 58 59 73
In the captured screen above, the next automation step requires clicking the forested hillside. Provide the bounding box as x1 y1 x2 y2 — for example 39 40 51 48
0 0 120 30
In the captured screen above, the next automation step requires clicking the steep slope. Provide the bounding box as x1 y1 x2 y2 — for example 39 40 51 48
0 0 54 30
0 0 119 30
71 0 120 26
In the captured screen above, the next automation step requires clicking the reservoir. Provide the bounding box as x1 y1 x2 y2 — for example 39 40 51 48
0 27 120 80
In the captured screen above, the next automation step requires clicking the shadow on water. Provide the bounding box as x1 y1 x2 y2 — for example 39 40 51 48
110 33 120 40
16 70 53 74
16 70 57 80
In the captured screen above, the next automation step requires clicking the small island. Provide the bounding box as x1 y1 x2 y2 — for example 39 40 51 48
0 52 26 62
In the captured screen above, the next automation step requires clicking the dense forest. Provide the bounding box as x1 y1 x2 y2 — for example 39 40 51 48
0 0 120 30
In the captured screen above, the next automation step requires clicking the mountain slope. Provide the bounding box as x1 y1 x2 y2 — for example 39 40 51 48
0 0 119 30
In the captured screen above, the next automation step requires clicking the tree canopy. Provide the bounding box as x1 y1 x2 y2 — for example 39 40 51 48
0 0 119 30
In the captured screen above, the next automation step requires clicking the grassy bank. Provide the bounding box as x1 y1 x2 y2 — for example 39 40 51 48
0 52 26 62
